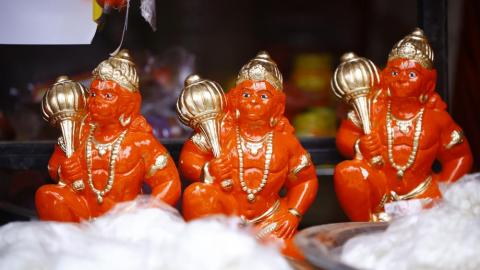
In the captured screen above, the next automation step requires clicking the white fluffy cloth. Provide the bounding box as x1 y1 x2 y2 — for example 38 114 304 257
341 173 480 270
0 197 291 270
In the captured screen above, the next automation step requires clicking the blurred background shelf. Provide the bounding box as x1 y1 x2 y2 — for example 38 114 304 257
0 138 342 170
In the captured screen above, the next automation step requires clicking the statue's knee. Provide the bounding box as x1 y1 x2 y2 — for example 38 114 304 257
183 182 216 202
36 185 71 220
182 182 222 220
35 185 62 204
334 160 371 191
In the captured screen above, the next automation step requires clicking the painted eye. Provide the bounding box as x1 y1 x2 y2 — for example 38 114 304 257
104 93 113 99
260 94 268 100
242 92 250 98
90 92 96 97
391 71 398 76
409 72 417 79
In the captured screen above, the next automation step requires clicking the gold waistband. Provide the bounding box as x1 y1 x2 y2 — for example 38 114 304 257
240 199 280 225
372 175 433 222
390 175 433 201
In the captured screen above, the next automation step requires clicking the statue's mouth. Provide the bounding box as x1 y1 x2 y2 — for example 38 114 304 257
392 80 412 88
90 110 114 120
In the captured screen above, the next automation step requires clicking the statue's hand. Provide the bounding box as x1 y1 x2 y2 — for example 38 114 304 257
59 154 83 185
359 132 383 161
209 154 232 183
268 211 300 239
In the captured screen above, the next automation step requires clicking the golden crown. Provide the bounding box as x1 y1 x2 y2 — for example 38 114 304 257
92 49 139 92
236 51 283 91
388 28 434 69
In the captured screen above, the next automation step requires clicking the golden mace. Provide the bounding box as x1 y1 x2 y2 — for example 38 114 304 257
41 76 87 158
331 52 383 165
176 74 226 158
177 74 234 189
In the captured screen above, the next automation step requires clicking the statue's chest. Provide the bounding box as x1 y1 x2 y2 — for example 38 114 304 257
377 111 439 149
229 142 289 173
86 144 144 174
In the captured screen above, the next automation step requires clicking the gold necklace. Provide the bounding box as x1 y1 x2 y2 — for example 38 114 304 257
391 110 422 134
86 124 127 204
92 137 115 156
386 102 424 179
239 132 269 155
239 134 268 155
236 127 273 203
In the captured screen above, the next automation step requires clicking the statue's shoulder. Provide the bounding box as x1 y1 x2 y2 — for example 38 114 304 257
425 92 448 112
275 130 302 153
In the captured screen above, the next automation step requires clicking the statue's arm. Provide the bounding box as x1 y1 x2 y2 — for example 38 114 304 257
284 135 319 216
48 145 67 182
142 134 182 206
48 120 89 182
178 135 214 182
437 112 473 182
336 116 364 158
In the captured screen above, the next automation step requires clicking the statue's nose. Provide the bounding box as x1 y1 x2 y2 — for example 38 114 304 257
397 72 409 82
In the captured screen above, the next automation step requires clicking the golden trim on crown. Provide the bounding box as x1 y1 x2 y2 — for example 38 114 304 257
388 28 434 69
92 49 139 92
236 51 283 91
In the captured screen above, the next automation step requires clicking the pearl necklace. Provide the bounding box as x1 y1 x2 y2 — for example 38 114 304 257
86 124 127 204
236 127 273 203
386 102 424 179
391 110 422 134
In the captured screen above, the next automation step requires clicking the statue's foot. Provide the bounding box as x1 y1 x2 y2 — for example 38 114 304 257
35 184 90 222
253 200 304 259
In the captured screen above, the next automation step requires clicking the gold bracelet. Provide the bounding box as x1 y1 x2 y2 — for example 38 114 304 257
370 155 384 166
72 179 85 192
288 208 302 219
220 179 233 191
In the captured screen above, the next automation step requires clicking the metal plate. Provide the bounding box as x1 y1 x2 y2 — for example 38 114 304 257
295 222 388 270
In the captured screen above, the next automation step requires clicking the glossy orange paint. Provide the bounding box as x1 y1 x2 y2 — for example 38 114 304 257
36 80 181 222
180 80 318 258
335 58 473 221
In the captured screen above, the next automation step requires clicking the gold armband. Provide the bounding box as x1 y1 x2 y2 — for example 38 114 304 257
291 153 311 176
147 154 169 178
445 130 464 149
288 208 303 219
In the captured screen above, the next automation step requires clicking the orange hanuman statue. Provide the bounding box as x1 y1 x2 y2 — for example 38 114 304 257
177 52 318 258
36 50 181 222
334 29 473 222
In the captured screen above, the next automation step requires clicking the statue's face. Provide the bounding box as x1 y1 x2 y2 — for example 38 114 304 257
88 79 123 124
236 80 278 123
383 58 429 99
